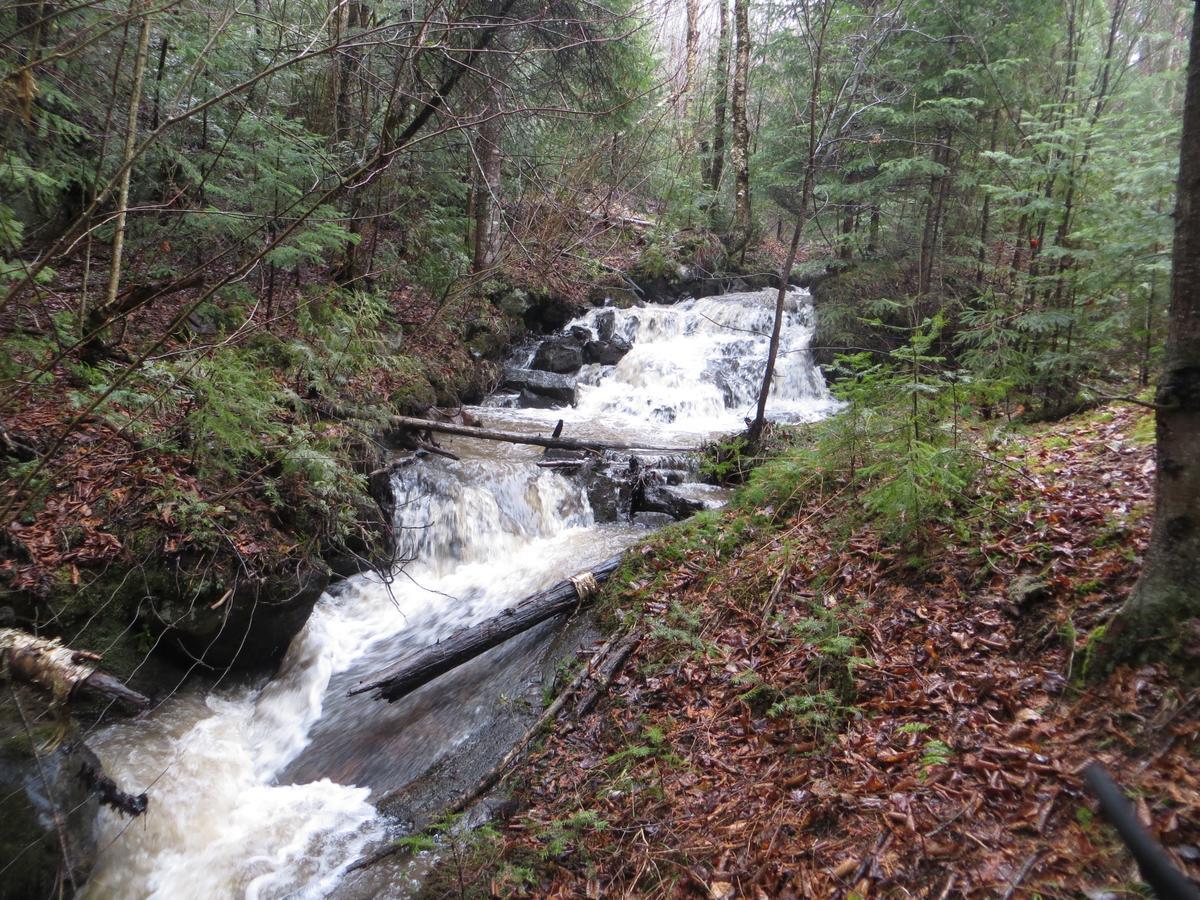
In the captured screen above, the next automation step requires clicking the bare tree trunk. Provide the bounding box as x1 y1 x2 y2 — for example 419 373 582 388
708 0 730 193
976 111 999 283
839 204 856 260
471 80 503 274
730 0 752 253
101 0 152 312
918 130 952 296
747 216 804 445
1105 9 1200 664
683 0 699 130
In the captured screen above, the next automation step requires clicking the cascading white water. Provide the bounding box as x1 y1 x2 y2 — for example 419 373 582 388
82 286 834 899
84 461 603 900
488 288 836 439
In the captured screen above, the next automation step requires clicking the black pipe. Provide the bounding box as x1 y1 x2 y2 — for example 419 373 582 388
1083 763 1200 899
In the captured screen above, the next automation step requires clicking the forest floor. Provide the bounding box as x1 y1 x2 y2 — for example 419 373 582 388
419 403 1200 898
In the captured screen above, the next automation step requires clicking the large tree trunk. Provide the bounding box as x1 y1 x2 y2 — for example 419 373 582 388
708 0 730 192
1106 9 1200 663
471 79 503 274
730 0 752 252
682 0 700 129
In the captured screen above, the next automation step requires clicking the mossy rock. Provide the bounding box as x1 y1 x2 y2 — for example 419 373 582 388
0 707 100 898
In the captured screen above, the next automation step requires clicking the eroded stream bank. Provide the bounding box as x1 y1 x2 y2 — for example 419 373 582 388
83 287 835 898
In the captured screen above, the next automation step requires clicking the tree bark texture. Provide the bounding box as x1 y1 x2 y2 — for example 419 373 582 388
0 628 150 708
708 0 731 192
730 0 752 250
471 80 504 274
1108 7 1200 661
101 0 152 312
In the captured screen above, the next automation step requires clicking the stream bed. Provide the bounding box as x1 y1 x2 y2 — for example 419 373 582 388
82 288 835 899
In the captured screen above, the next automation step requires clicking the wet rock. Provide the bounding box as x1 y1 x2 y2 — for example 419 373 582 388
152 564 329 670
635 483 706 521
582 460 635 523
0 715 101 897
521 293 575 333
502 369 576 403
583 336 631 366
567 326 592 344
531 338 584 375
519 389 564 409
540 448 585 463
593 309 617 342
633 511 675 529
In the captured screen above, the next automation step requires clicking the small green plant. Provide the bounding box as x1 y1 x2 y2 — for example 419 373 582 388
700 434 753 484
920 739 953 770
538 809 608 859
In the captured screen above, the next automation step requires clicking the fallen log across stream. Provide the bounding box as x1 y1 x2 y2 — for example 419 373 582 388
350 553 627 703
0 628 150 708
386 414 694 454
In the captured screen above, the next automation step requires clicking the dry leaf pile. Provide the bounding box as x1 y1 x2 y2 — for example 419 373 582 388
477 406 1198 898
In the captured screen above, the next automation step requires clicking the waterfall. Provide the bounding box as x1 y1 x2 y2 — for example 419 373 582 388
490 288 836 439
84 462 597 900
82 286 834 899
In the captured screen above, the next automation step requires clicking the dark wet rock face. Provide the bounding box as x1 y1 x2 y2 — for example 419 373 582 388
153 565 330 670
636 483 706 520
593 310 616 342
531 337 584 375
582 457 636 523
502 369 576 405
0 714 101 898
633 511 675 529
583 336 631 366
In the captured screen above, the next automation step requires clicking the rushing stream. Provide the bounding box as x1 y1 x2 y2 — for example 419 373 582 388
83 287 835 899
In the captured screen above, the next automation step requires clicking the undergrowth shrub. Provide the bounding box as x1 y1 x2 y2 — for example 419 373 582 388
740 311 983 542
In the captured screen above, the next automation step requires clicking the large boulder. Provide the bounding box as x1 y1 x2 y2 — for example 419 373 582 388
583 336 631 366
152 564 329 670
502 368 576 404
531 337 584 374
